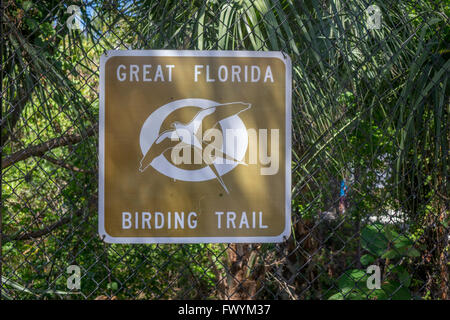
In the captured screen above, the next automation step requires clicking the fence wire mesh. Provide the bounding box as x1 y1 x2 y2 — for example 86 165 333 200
0 0 448 300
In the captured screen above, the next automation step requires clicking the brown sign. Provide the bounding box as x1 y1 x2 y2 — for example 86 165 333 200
99 50 291 243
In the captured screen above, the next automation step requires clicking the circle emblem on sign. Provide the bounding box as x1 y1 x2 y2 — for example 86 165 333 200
139 98 249 182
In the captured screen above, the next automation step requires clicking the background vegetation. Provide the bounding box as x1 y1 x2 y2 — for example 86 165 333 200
1 0 448 299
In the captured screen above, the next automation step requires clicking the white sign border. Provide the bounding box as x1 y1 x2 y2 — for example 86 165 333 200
99 50 292 243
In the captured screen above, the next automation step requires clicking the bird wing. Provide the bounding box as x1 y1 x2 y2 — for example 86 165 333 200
190 108 216 134
140 102 250 173
201 102 251 132
139 137 180 172
199 102 251 163
156 129 177 143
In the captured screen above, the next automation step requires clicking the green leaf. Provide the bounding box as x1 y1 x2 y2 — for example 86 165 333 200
398 271 412 287
107 282 119 291
384 225 399 241
393 235 414 249
22 1 33 11
328 292 345 300
25 18 38 30
381 249 401 260
338 269 368 293
405 248 420 258
361 224 389 256
360 254 375 266
382 282 412 300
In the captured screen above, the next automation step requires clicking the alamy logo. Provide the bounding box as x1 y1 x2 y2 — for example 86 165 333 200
366 5 382 30
139 98 279 193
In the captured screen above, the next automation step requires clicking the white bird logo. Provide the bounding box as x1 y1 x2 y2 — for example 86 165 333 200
139 102 251 193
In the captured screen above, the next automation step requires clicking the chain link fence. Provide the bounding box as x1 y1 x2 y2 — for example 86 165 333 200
1 0 448 300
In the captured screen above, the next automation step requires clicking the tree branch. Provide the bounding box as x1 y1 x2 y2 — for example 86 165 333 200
41 154 93 173
1 84 34 146
2 126 97 169
1 195 97 242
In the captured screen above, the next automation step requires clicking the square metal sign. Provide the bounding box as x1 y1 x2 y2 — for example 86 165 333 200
99 50 291 243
